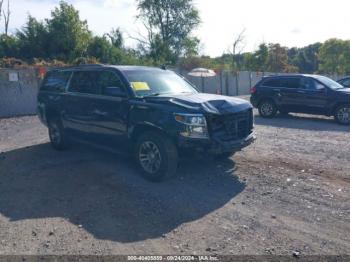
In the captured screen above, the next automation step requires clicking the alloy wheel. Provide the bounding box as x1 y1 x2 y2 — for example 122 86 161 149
139 141 162 174
261 102 273 116
337 107 350 124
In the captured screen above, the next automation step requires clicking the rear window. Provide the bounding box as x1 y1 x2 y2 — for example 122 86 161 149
41 71 71 92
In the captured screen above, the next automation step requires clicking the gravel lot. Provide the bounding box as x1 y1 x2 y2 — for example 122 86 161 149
0 112 349 256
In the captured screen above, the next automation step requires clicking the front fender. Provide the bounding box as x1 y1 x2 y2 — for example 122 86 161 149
127 101 181 139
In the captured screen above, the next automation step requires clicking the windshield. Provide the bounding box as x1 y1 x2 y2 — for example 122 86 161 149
124 70 198 97
314 75 344 90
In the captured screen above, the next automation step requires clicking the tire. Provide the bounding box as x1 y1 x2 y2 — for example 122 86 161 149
258 100 277 118
135 131 178 182
214 152 235 160
335 105 350 125
48 117 69 150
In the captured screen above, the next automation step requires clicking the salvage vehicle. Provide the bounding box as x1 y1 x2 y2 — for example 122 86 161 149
250 74 350 125
38 65 255 181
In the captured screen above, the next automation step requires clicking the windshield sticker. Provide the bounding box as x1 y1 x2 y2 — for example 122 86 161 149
131 82 150 91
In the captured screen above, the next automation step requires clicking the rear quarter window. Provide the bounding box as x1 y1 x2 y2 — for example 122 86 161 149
41 71 71 92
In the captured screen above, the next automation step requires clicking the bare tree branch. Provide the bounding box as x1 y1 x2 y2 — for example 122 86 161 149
229 28 246 71
0 0 4 23
126 29 150 47
3 0 10 35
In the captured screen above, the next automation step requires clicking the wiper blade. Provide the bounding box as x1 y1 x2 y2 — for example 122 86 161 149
142 93 161 98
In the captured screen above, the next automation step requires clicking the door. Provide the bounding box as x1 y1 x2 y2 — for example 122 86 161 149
62 70 101 140
277 77 305 112
299 77 329 114
89 70 130 149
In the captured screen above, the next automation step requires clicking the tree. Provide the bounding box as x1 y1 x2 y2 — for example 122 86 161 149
0 34 19 58
0 0 3 22
319 38 350 75
182 36 200 58
87 36 123 64
229 29 246 71
254 43 268 71
2 0 10 36
288 43 321 73
16 15 48 59
136 0 200 64
46 1 92 61
266 43 297 73
106 28 124 49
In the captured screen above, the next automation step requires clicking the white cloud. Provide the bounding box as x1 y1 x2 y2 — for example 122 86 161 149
195 0 350 56
7 0 350 57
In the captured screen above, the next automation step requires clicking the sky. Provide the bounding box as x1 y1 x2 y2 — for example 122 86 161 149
6 0 350 57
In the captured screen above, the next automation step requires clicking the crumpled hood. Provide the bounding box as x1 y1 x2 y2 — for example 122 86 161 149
168 93 252 114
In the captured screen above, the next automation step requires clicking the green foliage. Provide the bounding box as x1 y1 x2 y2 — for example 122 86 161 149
319 38 350 75
106 28 124 49
0 34 19 58
136 0 201 64
266 44 297 73
87 36 122 64
46 1 92 61
288 43 321 74
16 16 49 60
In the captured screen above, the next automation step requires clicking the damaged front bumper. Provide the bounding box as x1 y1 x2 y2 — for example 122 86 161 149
178 132 256 155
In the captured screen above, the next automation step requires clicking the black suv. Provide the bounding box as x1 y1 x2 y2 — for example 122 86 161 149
38 65 255 181
250 74 350 125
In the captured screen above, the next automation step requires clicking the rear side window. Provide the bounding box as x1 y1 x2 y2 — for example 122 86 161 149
41 71 71 92
262 78 281 87
69 71 100 95
282 78 300 89
262 77 301 89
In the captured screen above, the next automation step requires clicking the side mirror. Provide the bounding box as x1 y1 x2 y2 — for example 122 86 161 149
104 86 126 97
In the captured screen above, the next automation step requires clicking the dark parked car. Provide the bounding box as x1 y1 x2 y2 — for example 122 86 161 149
337 76 350 88
38 65 255 181
250 74 350 125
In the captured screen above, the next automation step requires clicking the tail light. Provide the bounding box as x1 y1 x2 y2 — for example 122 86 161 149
250 87 257 94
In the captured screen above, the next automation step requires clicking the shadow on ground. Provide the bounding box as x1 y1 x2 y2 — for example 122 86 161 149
254 113 349 132
0 143 244 243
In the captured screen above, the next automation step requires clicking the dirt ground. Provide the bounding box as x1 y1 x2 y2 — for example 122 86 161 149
0 112 349 256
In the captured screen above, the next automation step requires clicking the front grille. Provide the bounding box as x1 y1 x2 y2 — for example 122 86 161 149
209 109 253 142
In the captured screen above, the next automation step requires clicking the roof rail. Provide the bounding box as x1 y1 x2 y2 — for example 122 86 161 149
76 64 104 67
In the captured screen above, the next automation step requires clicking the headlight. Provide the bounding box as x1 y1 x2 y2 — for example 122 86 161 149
174 113 209 139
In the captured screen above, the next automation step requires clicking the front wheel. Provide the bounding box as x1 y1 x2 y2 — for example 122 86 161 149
258 100 277 118
135 132 178 182
335 105 350 125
